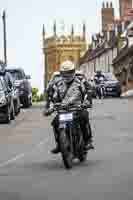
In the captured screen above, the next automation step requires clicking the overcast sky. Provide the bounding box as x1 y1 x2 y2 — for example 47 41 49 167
0 0 119 92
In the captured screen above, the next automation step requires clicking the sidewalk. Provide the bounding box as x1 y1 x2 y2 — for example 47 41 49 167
121 89 133 98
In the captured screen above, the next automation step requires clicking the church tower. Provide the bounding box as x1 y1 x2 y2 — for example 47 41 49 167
42 22 87 88
101 2 115 32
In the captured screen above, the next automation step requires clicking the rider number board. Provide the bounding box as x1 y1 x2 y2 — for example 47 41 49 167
59 113 73 122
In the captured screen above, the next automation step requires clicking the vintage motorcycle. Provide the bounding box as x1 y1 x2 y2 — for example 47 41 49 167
51 103 89 169
95 83 105 99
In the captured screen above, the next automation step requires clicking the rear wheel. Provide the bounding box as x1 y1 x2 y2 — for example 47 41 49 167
5 106 11 124
78 139 88 163
59 129 73 169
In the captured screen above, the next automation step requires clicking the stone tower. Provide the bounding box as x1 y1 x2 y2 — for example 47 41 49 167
101 2 115 32
42 22 87 88
119 0 132 20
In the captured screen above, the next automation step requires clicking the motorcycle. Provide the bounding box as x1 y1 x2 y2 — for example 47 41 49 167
51 103 89 169
95 83 105 99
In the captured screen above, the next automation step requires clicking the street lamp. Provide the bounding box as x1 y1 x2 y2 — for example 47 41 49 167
2 10 7 65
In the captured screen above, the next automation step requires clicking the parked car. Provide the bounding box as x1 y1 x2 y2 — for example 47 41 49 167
0 76 15 123
6 67 32 108
103 73 121 97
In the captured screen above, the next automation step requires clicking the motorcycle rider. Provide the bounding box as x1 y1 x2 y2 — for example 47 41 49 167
75 70 93 106
0 63 13 90
44 60 94 154
94 71 105 98
44 71 61 112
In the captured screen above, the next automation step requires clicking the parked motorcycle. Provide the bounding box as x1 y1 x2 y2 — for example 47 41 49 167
96 83 105 99
51 103 89 169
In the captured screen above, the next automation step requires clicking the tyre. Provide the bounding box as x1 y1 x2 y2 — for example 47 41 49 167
59 129 73 169
5 106 11 124
14 101 19 116
117 92 121 97
79 152 87 162
23 97 30 108
29 97 32 106
10 104 15 120
78 139 88 163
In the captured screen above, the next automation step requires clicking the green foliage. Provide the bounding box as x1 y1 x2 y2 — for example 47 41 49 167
32 88 38 97
32 87 40 103
32 87 44 103
39 93 44 101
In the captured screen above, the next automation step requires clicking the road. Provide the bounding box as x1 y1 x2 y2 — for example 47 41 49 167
0 99 133 200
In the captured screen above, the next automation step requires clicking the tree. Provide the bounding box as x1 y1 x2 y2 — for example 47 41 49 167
32 87 39 102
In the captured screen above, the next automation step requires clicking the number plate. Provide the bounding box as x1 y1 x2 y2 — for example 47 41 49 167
59 113 73 121
107 88 112 91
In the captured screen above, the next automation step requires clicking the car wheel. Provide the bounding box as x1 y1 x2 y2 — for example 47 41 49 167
117 92 121 97
29 97 32 106
23 97 30 108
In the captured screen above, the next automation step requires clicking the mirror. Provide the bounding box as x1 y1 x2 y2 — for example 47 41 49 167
26 75 31 79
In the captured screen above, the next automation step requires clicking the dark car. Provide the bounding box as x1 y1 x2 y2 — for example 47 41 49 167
0 76 15 123
102 73 121 97
6 67 32 108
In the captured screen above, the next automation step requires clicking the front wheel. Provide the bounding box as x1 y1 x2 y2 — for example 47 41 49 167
59 129 73 169
79 152 87 162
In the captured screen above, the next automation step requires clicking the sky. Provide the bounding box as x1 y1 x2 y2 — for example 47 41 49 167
0 0 119 92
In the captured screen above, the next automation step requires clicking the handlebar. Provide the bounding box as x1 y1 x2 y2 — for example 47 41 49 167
53 103 91 112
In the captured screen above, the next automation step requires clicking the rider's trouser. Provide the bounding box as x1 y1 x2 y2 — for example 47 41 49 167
79 110 92 144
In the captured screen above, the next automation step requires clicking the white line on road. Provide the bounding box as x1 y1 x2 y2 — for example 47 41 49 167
0 137 50 168
0 153 25 168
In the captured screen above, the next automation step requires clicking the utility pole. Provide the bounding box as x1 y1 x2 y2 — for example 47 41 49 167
2 10 7 65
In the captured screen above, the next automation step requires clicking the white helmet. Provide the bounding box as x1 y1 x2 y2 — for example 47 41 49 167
53 71 60 76
75 70 84 75
60 60 75 72
60 60 75 83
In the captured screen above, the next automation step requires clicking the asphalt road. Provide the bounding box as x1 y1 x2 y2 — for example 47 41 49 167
0 99 133 200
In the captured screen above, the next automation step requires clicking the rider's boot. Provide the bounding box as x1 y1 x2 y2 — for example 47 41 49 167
51 144 60 154
84 139 94 151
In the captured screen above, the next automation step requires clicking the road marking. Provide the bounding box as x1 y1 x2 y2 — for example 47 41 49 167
36 137 49 148
0 153 25 168
0 137 50 168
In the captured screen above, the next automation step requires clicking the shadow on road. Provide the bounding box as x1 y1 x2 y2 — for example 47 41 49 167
15 158 104 173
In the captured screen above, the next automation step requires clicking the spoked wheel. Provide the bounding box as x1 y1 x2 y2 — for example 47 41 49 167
59 129 73 169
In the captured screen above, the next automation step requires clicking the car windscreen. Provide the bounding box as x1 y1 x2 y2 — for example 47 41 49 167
6 70 24 81
104 73 117 81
